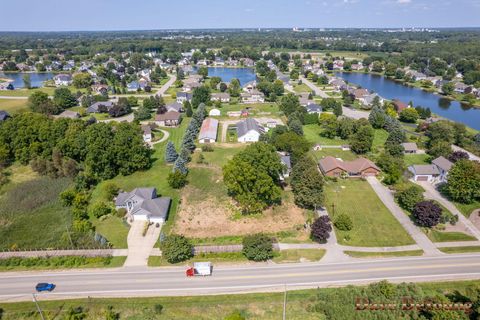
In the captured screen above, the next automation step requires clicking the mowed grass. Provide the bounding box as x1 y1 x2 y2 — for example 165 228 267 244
303 124 347 146
0 177 72 250
311 149 357 161
404 153 430 166
293 83 311 93
440 246 480 254
272 249 326 263
0 98 28 113
453 200 480 217
148 252 248 267
192 145 246 168
90 119 191 243
426 230 477 243
344 250 424 258
372 129 389 152
324 179 414 247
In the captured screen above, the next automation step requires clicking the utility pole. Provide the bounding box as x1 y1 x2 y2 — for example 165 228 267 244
32 293 45 320
283 284 287 320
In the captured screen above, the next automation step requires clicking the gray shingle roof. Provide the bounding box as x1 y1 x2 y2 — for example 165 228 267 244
409 164 440 176
432 156 453 172
236 118 264 138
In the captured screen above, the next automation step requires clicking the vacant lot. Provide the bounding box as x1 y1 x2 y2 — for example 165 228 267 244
324 179 414 247
311 149 357 161
0 98 28 113
303 124 347 146
0 177 72 250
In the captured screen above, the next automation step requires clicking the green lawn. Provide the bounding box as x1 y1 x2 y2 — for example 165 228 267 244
372 129 389 152
0 256 126 272
0 177 73 250
440 246 480 254
148 252 248 267
293 83 311 93
311 149 357 161
192 145 246 168
220 102 281 117
89 119 190 243
303 124 347 146
324 179 415 247
0 98 28 113
0 86 78 97
426 230 477 243
344 250 424 258
404 153 430 166
453 200 480 217
272 249 326 263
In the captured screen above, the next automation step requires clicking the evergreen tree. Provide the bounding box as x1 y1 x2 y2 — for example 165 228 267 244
368 105 386 129
184 101 193 117
165 141 178 163
289 119 304 136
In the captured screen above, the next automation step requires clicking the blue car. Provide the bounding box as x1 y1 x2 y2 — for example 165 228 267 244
35 283 55 292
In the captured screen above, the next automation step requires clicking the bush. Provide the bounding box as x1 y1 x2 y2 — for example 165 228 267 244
160 235 194 263
224 311 246 320
89 202 112 218
104 182 120 200
396 185 424 212
413 201 442 227
242 234 274 261
167 170 188 189
201 144 214 152
153 304 164 314
116 208 127 218
311 216 332 243
60 189 76 207
334 214 353 231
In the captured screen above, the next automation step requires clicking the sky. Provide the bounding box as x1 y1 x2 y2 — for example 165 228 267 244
0 0 479 31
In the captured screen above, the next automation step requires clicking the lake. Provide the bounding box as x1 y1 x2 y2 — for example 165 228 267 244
336 72 480 130
194 67 256 85
0 72 54 88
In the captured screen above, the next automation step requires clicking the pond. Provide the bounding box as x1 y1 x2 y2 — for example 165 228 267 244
336 72 480 130
193 67 256 85
0 72 54 88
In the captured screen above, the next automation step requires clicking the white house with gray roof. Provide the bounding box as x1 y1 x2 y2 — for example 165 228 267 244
237 118 265 143
408 164 440 182
432 156 453 182
115 188 171 224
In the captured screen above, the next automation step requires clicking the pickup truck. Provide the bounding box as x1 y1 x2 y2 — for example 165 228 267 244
35 283 55 292
186 262 212 277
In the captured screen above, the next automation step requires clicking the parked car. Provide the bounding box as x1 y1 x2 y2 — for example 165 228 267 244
35 283 55 292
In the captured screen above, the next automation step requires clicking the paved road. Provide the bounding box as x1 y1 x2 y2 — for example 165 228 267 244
366 177 441 256
300 77 329 98
156 75 177 97
416 181 480 240
0 95 28 100
342 106 370 120
2 254 480 301
452 145 480 162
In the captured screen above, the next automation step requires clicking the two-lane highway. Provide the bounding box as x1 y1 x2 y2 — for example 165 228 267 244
1 254 480 302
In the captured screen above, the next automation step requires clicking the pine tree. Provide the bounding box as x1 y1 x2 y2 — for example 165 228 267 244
165 141 178 163
184 101 193 117
173 148 189 174
368 105 386 129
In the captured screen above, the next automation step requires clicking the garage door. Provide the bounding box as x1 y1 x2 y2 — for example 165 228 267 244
417 176 428 181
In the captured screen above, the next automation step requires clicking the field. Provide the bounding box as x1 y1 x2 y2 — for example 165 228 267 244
303 124 347 146
0 98 28 113
311 149 357 161
293 83 311 93
219 102 281 117
324 179 414 247
89 119 191 246
2 280 479 319
0 176 72 250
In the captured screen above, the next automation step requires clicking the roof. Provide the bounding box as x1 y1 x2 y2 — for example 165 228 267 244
57 110 80 119
211 92 230 99
318 156 380 175
236 118 264 138
177 92 192 99
393 99 409 111
401 142 418 152
54 74 72 81
199 118 219 141
432 156 453 172
278 152 291 170
155 111 181 121
136 197 171 218
166 102 183 112
409 164 440 176
87 101 114 113
353 89 369 99
141 125 152 135
306 103 322 113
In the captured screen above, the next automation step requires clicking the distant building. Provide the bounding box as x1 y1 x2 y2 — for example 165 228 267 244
53 74 72 86
237 118 265 143
155 111 181 127
198 118 219 143
318 156 380 178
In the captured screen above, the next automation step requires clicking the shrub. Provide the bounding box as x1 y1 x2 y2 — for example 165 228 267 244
160 235 193 263
104 182 119 201
116 208 127 218
413 201 442 227
153 304 164 314
167 170 188 189
334 214 353 231
396 185 424 212
60 189 76 207
201 144 214 152
242 234 274 261
224 311 246 320
311 216 332 243
89 202 112 218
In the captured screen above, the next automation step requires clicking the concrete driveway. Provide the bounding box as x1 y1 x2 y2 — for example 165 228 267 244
415 181 480 240
124 220 162 268
366 176 441 256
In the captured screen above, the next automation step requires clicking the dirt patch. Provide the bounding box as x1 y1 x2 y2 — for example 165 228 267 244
173 192 307 238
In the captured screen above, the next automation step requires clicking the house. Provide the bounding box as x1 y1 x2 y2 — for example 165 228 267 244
359 93 382 107
298 93 314 107
408 165 440 182
141 125 152 143
240 90 265 104
407 71 427 81
393 99 409 112
166 102 183 113
56 110 81 119
353 89 369 100
306 103 322 114
211 92 231 103
0 110 10 121
87 101 114 113
184 81 201 92
214 57 225 66
242 81 257 93
115 188 171 224
237 118 265 143
318 156 380 178
453 82 469 94
198 118 219 143
53 74 72 86
176 92 192 103
127 81 141 91
401 142 418 154
155 111 181 127
92 84 109 95
432 156 453 182
278 152 292 180
209 108 221 116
